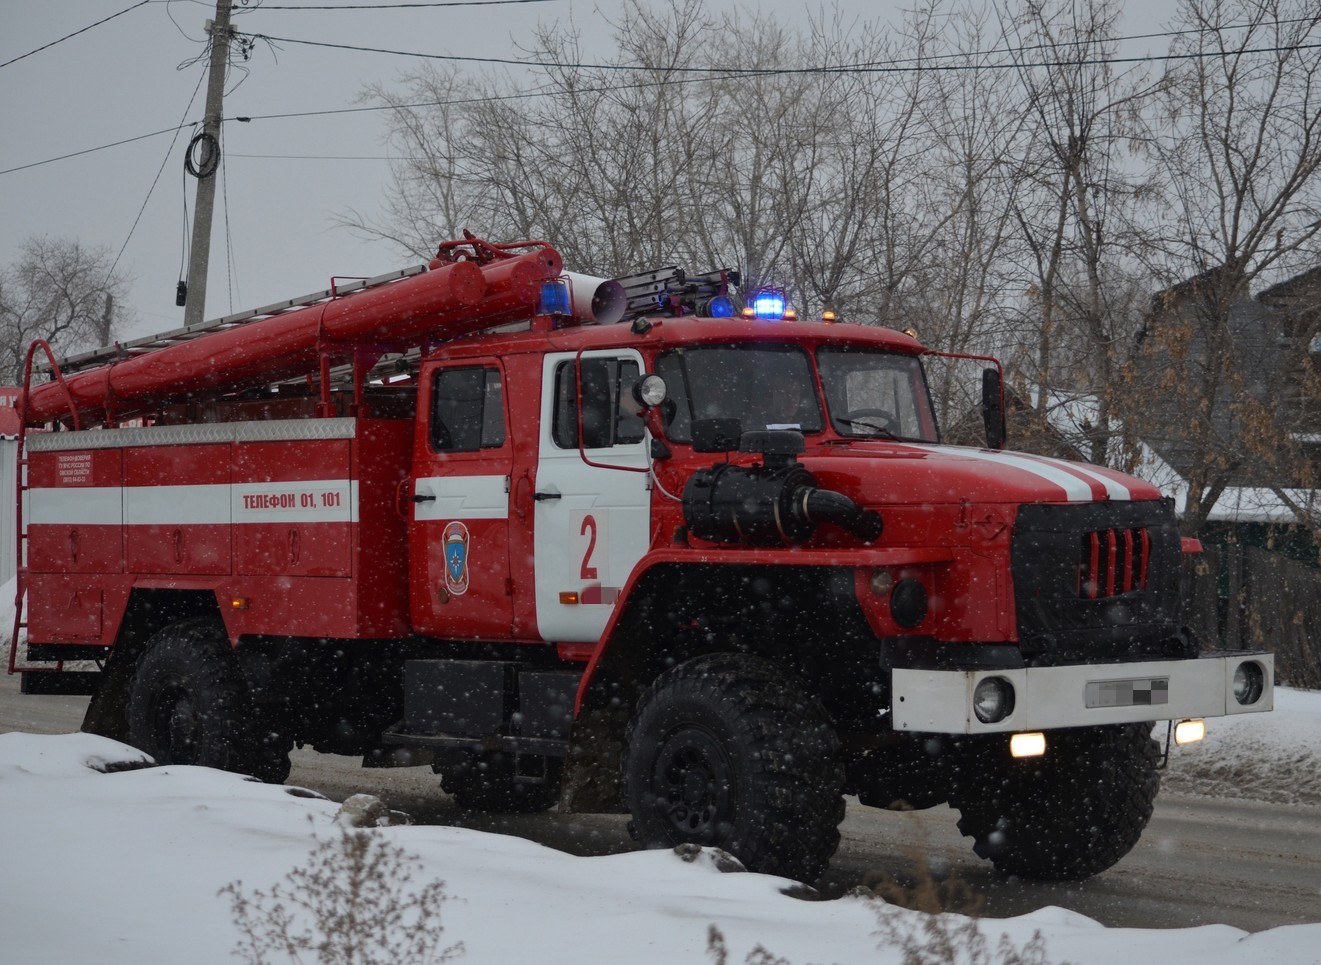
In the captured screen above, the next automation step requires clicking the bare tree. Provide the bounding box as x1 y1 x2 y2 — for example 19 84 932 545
907 6 1025 342
1133 0 1321 533
350 0 967 305
0 236 131 384
789 1 960 327
686 7 825 293
996 0 1160 465
874 1 1026 431
353 0 725 277
351 64 475 258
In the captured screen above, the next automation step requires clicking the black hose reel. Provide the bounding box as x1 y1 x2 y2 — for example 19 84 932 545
682 430 883 546
185 131 221 180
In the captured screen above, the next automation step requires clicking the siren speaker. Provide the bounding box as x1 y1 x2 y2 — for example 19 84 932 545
563 272 627 325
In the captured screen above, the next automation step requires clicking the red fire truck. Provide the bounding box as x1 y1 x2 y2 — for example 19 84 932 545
9 235 1272 883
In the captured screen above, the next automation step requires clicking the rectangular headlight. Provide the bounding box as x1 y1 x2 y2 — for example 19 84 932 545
1009 732 1046 758
1174 719 1206 745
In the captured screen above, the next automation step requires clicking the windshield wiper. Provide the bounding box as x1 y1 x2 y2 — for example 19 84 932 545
834 417 899 439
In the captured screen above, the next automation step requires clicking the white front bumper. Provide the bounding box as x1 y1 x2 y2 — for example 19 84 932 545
891 651 1273 734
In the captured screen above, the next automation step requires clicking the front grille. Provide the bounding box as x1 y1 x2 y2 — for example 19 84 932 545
1078 527 1151 599
1011 500 1182 659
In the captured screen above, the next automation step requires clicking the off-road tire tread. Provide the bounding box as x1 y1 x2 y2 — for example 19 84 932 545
620 652 844 883
950 723 1160 881
127 617 288 782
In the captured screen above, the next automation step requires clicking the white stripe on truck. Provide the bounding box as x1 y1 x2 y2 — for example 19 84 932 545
29 480 359 526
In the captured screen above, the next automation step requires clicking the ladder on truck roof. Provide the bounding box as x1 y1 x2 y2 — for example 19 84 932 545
613 267 740 320
45 258 742 377
42 264 428 376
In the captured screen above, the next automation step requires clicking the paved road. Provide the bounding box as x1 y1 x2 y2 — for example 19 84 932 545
4 670 1318 933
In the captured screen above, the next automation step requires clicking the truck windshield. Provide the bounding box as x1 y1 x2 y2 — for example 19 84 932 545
817 346 938 442
654 343 938 444
655 345 824 443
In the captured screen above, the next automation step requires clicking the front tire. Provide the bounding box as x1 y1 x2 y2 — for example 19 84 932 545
950 723 1160 880
621 653 844 883
127 617 290 783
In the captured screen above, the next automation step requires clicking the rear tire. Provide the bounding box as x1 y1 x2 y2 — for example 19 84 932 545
127 617 289 783
620 652 844 883
950 723 1160 880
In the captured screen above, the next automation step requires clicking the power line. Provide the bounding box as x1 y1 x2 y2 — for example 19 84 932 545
858 16 1321 71
0 120 427 178
174 18 1321 126
240 15 1321 76
221 152 240 313
249 1 559 8
238 31 889 73
225 79 561 121
6 18 1318 177
0 125 194 177
0 1 152 70
0 0 557 74
107 65 209 283
244 30 1321 77
227 152 424 159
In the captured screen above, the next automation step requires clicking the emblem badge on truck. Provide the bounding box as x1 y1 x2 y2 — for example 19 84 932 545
443 521 470 596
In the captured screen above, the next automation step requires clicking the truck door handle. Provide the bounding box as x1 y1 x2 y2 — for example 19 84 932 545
412 494 436 503
533 491 561 501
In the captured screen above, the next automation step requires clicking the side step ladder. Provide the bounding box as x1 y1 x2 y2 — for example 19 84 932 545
6 423 60 684
8 342 79 693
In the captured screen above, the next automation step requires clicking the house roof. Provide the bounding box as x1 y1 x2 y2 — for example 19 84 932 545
1020 385 1312 525
1257 264 1321 304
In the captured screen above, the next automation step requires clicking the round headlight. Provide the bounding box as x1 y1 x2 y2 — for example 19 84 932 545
1232 661 1265 706
973 676 1015 724
634 374 668 408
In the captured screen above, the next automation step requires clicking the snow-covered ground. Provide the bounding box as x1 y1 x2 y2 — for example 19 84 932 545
1 692 1318 965
1163 688 1321 807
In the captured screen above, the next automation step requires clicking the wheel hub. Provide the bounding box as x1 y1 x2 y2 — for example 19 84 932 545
654 728 731 839
153 683 200 765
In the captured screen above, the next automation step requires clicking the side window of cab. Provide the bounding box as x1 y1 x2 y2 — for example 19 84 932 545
552 358 644 449
431 366 506 452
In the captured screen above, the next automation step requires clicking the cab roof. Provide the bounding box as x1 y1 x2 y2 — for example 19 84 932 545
428 316 929 361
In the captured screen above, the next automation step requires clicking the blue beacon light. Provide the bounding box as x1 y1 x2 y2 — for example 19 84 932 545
537 281 571 316
750 289 787 320
706 295 736 317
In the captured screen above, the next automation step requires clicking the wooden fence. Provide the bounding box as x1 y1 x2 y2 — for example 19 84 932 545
1183 544 1321 689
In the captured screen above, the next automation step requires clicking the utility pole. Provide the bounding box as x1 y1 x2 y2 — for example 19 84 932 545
182 0 234 328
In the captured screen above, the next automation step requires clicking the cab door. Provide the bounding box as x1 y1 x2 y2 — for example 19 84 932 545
533 350 651 643
410 359 513 638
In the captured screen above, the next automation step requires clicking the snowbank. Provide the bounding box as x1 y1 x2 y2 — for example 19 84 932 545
1 724 1319 965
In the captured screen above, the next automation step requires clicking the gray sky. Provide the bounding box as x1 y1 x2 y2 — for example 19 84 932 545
2 0 1178 344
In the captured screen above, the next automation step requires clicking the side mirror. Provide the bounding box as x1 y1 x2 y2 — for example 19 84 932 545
981 368 1006 450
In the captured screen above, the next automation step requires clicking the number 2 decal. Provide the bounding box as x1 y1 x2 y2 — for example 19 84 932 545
579 514 598 580
568 509 609 585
